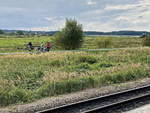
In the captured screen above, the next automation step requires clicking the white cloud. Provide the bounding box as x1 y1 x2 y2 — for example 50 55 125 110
45 17 54 21
105 4 138 10
1 0 150 31
81 21 118 32
22 17 66 31
87 0 97 6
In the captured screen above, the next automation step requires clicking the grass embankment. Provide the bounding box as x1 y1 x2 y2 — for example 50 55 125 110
0 47 149 107
0 36 142 52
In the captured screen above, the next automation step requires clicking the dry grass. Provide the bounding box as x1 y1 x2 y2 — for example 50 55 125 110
0 47 150 107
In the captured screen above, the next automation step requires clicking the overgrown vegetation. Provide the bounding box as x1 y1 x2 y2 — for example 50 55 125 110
0 47 149 107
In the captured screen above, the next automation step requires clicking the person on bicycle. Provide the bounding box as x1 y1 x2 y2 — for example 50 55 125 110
40 42 45 52
45 42 52 52
27 42 33 51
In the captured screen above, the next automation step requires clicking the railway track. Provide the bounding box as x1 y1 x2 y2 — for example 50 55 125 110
37 85 150 113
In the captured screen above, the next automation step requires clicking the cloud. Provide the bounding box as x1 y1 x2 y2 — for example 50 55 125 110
0 0 150 31
82 21 118 31
105 4 138 11
87 0 97 6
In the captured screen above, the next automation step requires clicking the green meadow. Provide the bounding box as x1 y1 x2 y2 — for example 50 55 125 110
0 35 143 52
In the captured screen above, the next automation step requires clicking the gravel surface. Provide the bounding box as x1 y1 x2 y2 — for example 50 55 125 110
1 78 150 113
125 103 150 113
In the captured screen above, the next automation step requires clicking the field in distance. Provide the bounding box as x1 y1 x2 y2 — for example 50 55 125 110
0 35 143 53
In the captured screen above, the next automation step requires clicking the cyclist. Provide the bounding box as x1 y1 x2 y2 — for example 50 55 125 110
27 42 33 51
45 42 52 52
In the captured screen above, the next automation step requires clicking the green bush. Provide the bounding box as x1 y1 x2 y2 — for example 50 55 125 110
0 30 4 34
53 19 83 50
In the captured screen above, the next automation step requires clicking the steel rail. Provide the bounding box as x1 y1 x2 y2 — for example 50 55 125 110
36 84 150 113
83 93 150 113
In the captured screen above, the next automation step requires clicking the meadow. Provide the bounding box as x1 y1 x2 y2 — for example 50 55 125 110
0 47 149 107
0 36 51 53
0 35 143 52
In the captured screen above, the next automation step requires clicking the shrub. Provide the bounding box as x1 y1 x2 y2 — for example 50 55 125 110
0 30 4 34
53 19 83 50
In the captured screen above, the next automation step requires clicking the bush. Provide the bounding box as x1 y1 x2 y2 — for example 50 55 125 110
0 30 4 34
53 19 83 50
143 35 150 46
96 38 112 48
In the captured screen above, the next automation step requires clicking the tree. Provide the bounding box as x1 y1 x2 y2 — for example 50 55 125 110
16 30 24 35
0 30 4 34
53 19 83 50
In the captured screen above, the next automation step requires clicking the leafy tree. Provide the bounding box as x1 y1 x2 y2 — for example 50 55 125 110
0 30 4 34
53 19 83 50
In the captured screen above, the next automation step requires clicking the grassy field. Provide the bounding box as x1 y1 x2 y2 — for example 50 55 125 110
0 36 51 53
83 36 142 49
0 36 143 52
0 47 149 107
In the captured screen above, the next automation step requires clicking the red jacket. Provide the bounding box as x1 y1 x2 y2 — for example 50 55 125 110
46 42 52 48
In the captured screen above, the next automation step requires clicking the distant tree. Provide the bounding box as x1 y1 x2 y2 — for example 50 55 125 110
143 34 150 46
16 30 24 35
53 19 83 50
0 30 4 34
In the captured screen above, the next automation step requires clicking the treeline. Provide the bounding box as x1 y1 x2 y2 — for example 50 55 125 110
0 29 149 36
84 31 149 36
0 29 56 36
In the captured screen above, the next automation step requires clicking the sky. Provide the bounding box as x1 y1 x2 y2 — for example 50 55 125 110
0 0 150 31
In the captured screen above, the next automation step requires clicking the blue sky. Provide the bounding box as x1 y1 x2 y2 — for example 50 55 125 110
0 0 150 31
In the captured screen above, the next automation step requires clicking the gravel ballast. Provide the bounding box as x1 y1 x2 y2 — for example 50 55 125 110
1 78 150 113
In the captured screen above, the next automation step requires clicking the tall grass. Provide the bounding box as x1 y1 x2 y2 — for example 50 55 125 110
0 47 149 106
96 38 113 48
